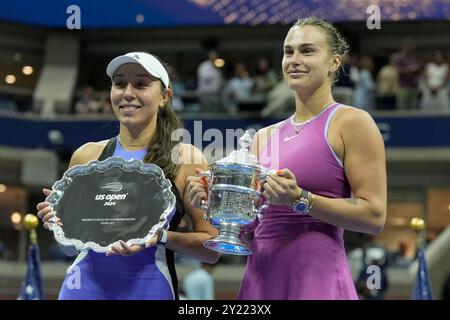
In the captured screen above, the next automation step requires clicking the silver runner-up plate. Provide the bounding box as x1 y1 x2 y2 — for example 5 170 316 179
45 157 176 253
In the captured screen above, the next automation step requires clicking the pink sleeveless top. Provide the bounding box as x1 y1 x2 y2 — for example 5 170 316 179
238 103 358 300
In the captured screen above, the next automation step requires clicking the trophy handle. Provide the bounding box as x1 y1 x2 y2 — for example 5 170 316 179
251 168 274 221
196 170 211 214
257 168 276 182
200 196 210 219
254 201 270 221
196 169 212 182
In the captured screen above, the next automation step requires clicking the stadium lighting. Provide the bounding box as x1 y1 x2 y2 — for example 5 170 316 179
11 212 22 224
214 58 225 68
22 66 33 75
5 75 16 84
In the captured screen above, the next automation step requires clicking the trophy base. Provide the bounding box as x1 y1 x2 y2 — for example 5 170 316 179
203 238 253 256
203 222 253 256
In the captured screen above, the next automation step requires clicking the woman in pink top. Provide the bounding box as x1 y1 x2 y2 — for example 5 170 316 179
188 17 387 300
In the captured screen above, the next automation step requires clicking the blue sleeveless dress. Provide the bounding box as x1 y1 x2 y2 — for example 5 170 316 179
58 137 184 300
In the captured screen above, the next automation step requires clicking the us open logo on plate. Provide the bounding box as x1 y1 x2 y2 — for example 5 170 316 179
96 182 127 206
100 182 123 192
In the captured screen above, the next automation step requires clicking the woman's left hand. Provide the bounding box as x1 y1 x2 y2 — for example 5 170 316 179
106 233 160 256
262 168 302 206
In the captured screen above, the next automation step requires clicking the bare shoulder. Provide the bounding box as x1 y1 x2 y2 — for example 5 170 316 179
333 106 379 135
333 106 384 154
178 143 207 167
174 143 208 194
69 140 109 168
176 143 208 181
334 105 373 121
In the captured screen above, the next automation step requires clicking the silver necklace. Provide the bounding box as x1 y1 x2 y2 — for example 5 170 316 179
283 117 311 142
291 101 335 135
291 117 311 135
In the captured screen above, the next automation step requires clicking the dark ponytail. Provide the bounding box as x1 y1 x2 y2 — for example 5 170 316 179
143 59 182 181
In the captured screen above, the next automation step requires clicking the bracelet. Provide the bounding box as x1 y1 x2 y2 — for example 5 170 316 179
158 229 168 245
308 192 315 211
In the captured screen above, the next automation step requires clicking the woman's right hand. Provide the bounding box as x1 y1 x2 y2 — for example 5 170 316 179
186 168 209 209
36 188 63 229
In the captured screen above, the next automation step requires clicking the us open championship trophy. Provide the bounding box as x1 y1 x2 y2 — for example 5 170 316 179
45 157 176 253
200 131 275 256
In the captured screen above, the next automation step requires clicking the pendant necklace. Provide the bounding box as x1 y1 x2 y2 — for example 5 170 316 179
291 101 335 136
292 119 311 135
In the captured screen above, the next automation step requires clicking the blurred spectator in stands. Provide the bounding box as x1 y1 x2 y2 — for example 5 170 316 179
448 77 450 109
178 288 188 300
254 57 278 100
442 274 450 300
260 79 295 117
48 129 72 164
183 262 215 300
356 280 371 300
352 56 375 111
393 240 412 267
376 54 399 110
393 40 421 110
333 53 358 105
0 93 18 112
172 80 186 112
98 91 113 114
356 245 389 300
223 62 255 113
0 240 4 258
197 50 223 112
74 86 100 114
420 50 449 111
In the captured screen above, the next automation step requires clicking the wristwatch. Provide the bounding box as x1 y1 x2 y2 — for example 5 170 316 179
292 189 313 214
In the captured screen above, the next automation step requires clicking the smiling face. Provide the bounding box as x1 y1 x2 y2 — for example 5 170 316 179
110 63 170 130
282 25 341 95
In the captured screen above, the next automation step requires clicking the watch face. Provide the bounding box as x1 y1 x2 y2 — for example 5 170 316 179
295 201 307 212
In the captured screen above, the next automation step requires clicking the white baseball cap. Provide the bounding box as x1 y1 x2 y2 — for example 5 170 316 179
106 52 170 88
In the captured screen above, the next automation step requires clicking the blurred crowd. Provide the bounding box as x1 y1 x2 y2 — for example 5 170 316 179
1 42 449 117
60 44 450 117
335 43 449 113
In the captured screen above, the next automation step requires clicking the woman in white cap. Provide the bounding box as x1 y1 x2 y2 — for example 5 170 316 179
37 52 219 300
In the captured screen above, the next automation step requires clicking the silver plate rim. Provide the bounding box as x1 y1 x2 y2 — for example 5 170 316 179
45 156 176 253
